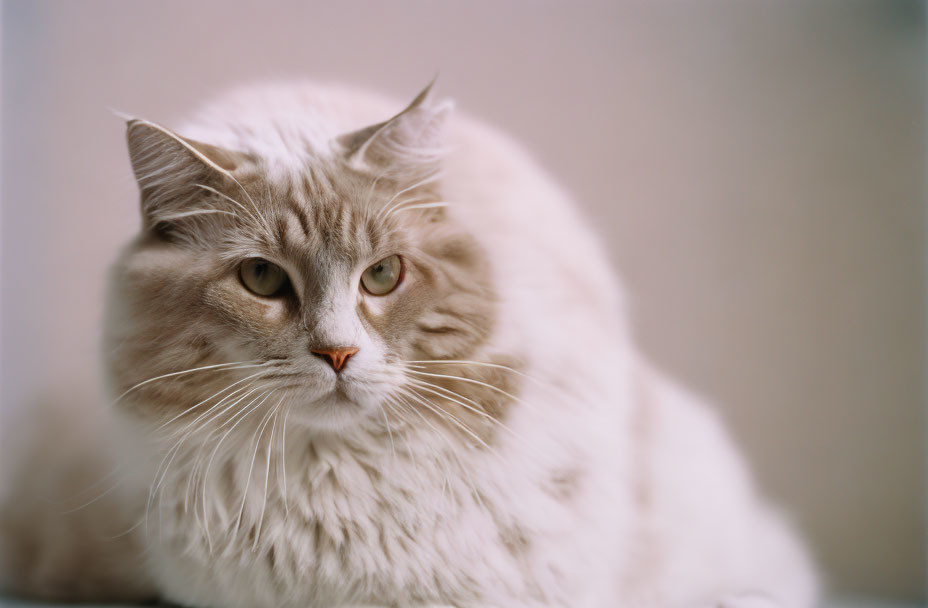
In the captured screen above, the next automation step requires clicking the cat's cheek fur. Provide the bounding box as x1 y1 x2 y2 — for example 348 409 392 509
203 277 294 340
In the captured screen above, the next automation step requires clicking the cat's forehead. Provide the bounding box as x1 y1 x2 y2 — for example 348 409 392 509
179 103 341 178
231 161 400 270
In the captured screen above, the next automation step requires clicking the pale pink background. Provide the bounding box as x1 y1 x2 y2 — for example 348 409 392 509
1 0 924 601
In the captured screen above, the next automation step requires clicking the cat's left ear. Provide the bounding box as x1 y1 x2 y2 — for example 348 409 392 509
337 81 453 179
125 118 250 232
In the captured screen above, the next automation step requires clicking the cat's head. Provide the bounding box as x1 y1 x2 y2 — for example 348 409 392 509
107 84 501 437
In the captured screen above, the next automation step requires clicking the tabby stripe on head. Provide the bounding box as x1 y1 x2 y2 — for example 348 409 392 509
287 198 312 239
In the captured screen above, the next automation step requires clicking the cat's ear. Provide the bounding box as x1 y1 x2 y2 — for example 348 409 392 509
337 81 453 179
125 118 249 231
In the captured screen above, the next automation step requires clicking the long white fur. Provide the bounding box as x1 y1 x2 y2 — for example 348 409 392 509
121 83 819 608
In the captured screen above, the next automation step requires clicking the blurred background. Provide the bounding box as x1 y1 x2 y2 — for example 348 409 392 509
1 0 925 604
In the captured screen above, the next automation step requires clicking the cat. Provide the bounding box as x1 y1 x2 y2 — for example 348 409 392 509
0 81 819 607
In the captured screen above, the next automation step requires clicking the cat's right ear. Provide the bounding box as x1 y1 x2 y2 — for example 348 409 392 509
337 81 452 181
125 119 248 231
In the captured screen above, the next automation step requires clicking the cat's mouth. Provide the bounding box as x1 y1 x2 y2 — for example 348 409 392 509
333 383 353 400
275 379 356 405
272 377 376 432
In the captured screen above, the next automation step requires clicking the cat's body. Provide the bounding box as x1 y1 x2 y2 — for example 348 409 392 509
1 82 817 607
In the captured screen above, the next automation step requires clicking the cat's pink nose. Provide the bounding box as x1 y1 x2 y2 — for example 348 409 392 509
311 346 359 373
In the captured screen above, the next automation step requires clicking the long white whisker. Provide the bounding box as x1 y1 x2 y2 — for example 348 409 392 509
60 475 126 514
101 518 144 541
200 390 275 551
253 403 281 551
278 402 290 515
403 388 493 453
114 360 265 404
149 383 268 516
406 359 525 375
194 183 261 227
182 380 271 521
407 378 495 423
212 387 273 431
157 381 263 448
233 404 277 538
158 208 238 221
407 378 548 469
363 168 391 213
163 376 271 442
225 173 274 237
385 201 451 219
382 397 418 469
378 402 397 461
405 369 524 406
377 172 443 220
56 464 123 504
396 391 485 508
393 393 459 508
156 371 269 432
380 193 433 218
406 359 561 397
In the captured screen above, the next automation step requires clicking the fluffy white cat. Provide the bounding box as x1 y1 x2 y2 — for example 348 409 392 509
0 81 818 608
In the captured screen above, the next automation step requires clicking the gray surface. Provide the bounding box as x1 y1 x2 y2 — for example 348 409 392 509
0 598 924 608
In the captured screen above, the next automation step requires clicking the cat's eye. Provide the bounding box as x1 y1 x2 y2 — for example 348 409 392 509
360 255 404 295
239 258 289 297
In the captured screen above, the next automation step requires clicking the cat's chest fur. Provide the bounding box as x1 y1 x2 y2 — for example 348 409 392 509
144 402 624 608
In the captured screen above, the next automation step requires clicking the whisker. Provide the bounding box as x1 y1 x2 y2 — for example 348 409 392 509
406 359 544 387
158 381 264 445
278 401 290 515
407 378 495 423
253 402 282 551
382 397 419 472
101 518 144 541
233 403 277 539
54 464 123 505
60 474 126 514
203 166 274 238
396 391 486 508
393 393 461 509
211 387 274 431
406 377 549 470
378 402 397 461
113 360 266 405
377 172 443 220
158 208 238 221
405 378 529 443
194 183 260 227
405 359 570 407
184 442 204 515
380 193 433 218
402 388 493 453
200 390 275 551
156 371 269 432
385 201 452 219
363 168 391 214
181 380 270 521
231 178 273 236
405 368 524 407
149 383 268 518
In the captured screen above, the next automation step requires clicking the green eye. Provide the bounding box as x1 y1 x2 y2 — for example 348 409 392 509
361 255 403 295
239 258 289 297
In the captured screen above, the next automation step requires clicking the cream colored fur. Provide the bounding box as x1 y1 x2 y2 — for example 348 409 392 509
0 82 818 607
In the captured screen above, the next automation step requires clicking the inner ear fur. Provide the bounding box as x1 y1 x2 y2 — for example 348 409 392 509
125 119 250 230
337 81 453 181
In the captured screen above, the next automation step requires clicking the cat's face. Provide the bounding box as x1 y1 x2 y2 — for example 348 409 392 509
108 89 498 436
